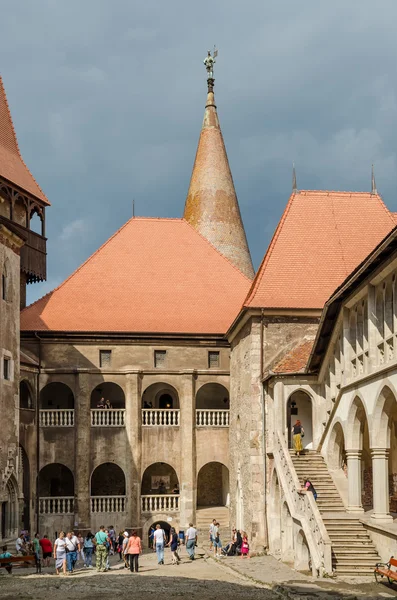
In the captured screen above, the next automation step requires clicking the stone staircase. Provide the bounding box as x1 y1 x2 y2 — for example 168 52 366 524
196 506 230 545
290 450 381 576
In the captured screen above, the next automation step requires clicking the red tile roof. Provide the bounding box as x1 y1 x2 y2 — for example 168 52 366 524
244 191 396 310
272 339 314 374
21 218 251 334
0 76 49 205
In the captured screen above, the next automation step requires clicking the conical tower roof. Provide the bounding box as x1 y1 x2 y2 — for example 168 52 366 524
183 77 254 279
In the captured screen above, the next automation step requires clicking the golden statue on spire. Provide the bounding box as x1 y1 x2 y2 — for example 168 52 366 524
204 46 218 79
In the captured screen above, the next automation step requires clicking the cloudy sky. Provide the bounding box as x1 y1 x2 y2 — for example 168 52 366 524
1 1 397 303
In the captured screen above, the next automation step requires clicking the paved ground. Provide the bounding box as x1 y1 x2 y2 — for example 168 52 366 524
0 547 396 599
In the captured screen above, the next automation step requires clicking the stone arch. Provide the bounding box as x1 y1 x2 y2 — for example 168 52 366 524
2 475 19 539
195 383 230 409
281 501 294 562
327 420 347 472
91 463 126 496
294 529 311 572
38 463 74 497
40 382 74 409
19 380 34 409
143 517 175 546
372 385 397 448
142 383 179 409
197 462 229 508
141 463 179 495
268 469 281 556
287 389 313 449
347 396 371 509
1 258 11 301
90 382 125 409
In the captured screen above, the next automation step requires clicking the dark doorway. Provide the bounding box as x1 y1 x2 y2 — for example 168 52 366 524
1 502 6 539
159 394 173 409
20 446 30 530
148 520 171 546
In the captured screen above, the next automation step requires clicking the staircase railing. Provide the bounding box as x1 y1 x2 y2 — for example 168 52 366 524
273 430 332 576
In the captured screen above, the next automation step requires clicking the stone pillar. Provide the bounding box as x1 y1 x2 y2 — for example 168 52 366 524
371 448 393 522
345 450 364 513
179 372 196 529
125 372 141 528
74 373 91 529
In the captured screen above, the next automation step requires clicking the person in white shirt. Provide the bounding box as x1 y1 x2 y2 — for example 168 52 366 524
16 534 25 555
153 524 166 565
185 523 197 560
209 519 216 550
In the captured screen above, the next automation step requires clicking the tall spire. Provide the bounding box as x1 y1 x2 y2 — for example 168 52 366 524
292 162 297 193
183 52 254 279
371 164 377 195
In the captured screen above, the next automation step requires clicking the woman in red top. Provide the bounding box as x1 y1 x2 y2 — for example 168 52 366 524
39 535 53 567
125 531 142 573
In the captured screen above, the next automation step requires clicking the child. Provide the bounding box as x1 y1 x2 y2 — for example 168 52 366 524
241 532 250 559
0 545 13 573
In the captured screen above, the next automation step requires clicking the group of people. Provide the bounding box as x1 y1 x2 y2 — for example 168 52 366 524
209 519 250 559
96 397 112 409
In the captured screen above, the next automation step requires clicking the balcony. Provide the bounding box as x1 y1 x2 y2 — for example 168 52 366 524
39 497 74 515
39 409 74 427
141 494 179 513
0 216 46 282
91 409 125 427
91 496 127 513
142 409 180 426
196 409 229 427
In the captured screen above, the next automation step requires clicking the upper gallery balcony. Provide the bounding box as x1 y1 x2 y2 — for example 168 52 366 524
0 215 46 282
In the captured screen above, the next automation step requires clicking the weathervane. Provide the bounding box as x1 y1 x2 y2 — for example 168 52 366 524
203 46 218 83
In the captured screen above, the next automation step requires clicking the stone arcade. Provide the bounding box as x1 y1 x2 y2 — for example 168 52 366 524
1 66 397 576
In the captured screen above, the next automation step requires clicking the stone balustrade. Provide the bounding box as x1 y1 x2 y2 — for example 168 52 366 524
142 409 180 426
274 431 332 576
91 409 125 427
39 497 74 514
39 409 74 427
91 496 127 513
141 494 179 513
196 409 229 427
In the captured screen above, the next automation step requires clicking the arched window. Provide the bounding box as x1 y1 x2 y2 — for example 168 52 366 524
142 383 179 409
38 463 74 497
91 463 126 496
40 382 74 409
197 462 229 507
196 383 229 409
20 381 33 409
90 382 125 409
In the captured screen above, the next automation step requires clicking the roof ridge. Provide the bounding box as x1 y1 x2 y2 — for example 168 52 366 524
182 218 252 283
299 189 382 195
0 75 49 205
131 216 183 222
22 217 135 313
243 191 297 306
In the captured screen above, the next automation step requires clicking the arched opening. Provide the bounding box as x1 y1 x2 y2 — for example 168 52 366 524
19 445 30 530
40 382 74 409
197 462 229 508
328 422 346 473
19 380 34 409
287 391 313 449
91 463 126 496
2 476 19 539
38 463 74 497
295 529 311 572
268 470 281 556
281 502 294 563
141 463 179 495
1 259 10 302
29 210 42 235
347 396 372 510
90 382 125 409
142 383 179 409
373 386 397 514
147 521 171 546
195 383 229 409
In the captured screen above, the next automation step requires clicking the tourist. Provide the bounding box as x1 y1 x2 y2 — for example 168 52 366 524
148 526 155 549
33 533 41 564
65 532 79 573
117 531 124 561
213 522 222 558
105 399 112 409
16 532 26 555
108 525 116 554
158 480 166 494
83 531 95 568
221 528 237 556
241 532 250 559
0 546 13 574
104 529 112 570
53 531 67 575
209 518 216 550
172 483 179 494
153 524 166 565
167 527 180 565
97 397 106 409
185 522 197 561
95 525 108 572
302 478 318 501
125 530 142 573
122 531 129 568
39 534 52 567
292 419 304 456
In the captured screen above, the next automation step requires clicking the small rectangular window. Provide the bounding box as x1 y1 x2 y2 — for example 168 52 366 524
99 350 112 368
3 357 10 380
208 351 220 368
154 350 166 368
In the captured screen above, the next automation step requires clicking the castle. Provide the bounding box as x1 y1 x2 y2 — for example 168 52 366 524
1 67 397 576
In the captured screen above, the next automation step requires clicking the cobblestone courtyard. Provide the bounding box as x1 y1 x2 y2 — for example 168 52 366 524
0 548 396 600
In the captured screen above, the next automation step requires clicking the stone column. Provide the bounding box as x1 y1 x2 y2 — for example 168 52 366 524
345 450 364 513
74 373 91 529
125 372 141 529
371 448 393 522
179 372 196 529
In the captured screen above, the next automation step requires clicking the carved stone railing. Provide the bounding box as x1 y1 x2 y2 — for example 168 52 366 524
39 409 74 427
196 409 229 427
141 494 179 513
39 497 74 514
91 409 125 427
91 496 127 513
142 409 180 426
273 431 332 576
